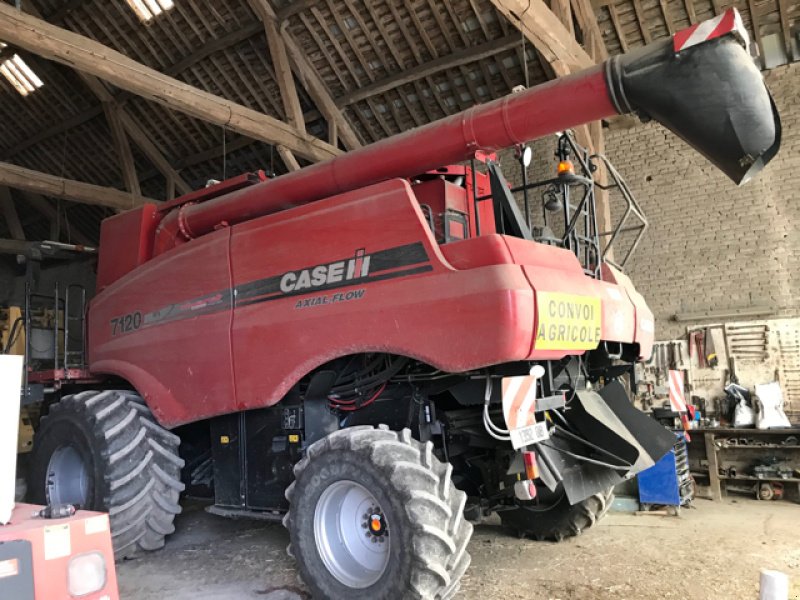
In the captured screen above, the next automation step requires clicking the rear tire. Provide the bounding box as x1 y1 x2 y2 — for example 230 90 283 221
499 486 614 542
28 390 185 559
284 426 472 599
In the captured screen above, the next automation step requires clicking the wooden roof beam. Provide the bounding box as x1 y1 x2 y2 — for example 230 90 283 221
248 0 306 134
0 186 25 240
281 30 362 150
336 33 521 106
79 73 192 196
0 4 340 164
777 0 792 57
571 0 609 60
0 161 153 211
0 238 31 255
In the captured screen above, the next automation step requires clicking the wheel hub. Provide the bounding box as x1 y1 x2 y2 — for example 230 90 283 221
363 507 388 540
314 480 390 588
46 445 90 508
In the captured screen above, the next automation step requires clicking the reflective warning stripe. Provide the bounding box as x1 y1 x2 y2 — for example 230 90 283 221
668 369 687 412
502 375 538 430
672 8 749 54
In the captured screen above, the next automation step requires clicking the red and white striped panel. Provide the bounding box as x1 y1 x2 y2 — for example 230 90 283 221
502 375 538 430
673 8 749 54
668 369 687 413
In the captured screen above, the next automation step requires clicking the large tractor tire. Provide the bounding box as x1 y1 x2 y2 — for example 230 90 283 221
499 486 614 542
29 390 184 560
284 426 472 600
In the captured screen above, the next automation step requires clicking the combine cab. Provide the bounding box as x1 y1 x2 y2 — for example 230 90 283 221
5 10 779 599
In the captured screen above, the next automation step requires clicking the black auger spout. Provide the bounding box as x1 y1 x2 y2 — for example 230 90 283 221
606 9 781 185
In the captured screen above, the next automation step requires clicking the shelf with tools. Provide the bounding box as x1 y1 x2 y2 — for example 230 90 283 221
685 428 800 502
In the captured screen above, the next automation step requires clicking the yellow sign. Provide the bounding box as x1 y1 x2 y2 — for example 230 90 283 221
535 291 602 350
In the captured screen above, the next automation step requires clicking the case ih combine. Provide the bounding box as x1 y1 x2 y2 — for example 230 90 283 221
4 10 779 599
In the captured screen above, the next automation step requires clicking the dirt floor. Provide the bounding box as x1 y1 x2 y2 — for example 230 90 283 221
117 496 800 600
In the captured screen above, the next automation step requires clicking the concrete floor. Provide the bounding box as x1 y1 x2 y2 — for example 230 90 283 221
117 497 800 600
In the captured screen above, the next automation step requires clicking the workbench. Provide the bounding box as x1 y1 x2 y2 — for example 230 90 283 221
686 428 800 501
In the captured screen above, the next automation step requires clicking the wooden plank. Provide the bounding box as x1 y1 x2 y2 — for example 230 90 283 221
337 34 520 106
78 73 191 195
282 33 362 150
0 4 340 164
248 0 306 133
705 433 722 501
0 161 153 210
0 239 31 254
277 0 316 22
168 22 264 77
631 0 652 43
746 0 763 58
551 0 575 36
0 187 25 240
118 111 192 195
276 145 301 171
777 0 792 57
661 0 676 35
489 0 593 74
607 3 629 53
683 0 697 24
571 0 609 60
102 103 142 198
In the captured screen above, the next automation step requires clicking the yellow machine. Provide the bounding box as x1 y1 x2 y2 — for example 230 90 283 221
1 306 35 453
0 306 24 357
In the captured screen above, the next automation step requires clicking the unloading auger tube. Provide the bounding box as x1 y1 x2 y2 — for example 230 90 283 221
153 8 779 254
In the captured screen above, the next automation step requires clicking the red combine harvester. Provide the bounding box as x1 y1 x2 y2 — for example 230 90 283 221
10 10 779 599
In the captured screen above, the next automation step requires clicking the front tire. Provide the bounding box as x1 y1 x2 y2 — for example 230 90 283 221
499 485 614 542
29 390 185 559
284 426 472 600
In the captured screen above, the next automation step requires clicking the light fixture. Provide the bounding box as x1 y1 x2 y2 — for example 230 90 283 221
126 0 175 22
0 44 44 97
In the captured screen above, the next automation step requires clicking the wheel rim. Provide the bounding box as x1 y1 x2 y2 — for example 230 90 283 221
46 445 90 507
314 480 390 589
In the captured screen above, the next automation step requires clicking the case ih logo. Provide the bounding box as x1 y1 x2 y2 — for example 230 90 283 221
280 249 371 293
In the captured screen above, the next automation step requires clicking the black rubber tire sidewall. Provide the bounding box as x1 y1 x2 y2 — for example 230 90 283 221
28 408 107 511
291 451 414 600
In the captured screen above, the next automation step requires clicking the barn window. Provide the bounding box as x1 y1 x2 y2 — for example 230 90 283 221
0 44 44 97
126 0 175 22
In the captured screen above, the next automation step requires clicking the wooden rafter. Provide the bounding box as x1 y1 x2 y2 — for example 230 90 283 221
79 73 191 196
488 0 593 75
248 0 306 134
0 239 31 255
683 0 697 25
0 4 340 164
0 161 153 210
21 192 95 247
606 3 629 53
0 187 25 240
281 31 362 150
776 0 792 57
570 0 609 60
336 34 521 106
631 0 652 44
746 0 764 58
660 0 676 35
550 0 575 37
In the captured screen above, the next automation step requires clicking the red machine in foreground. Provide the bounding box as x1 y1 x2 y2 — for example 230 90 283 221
12 10 778 599
0 504 119 600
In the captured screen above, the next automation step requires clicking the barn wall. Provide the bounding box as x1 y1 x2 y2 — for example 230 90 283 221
601 62 799 339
